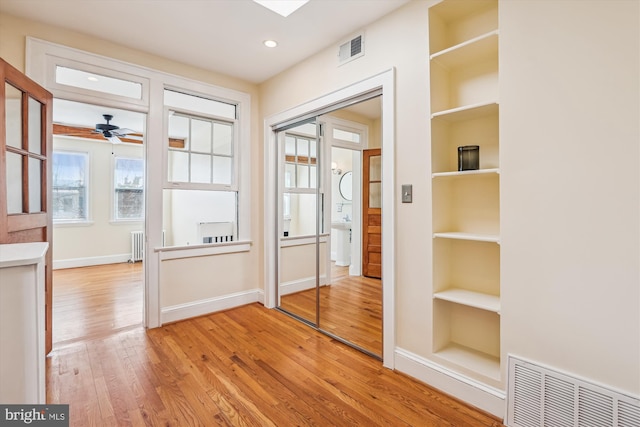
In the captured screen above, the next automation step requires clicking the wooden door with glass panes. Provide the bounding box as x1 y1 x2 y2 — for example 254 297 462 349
362 148 381 279
0 58 54 354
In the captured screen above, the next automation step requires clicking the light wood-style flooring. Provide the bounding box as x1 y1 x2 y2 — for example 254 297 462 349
52 262 143 346
48 263 505 426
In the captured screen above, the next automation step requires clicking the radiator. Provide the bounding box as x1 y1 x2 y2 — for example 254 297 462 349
130 231 144 263
506 356 640 427
198 222 234 244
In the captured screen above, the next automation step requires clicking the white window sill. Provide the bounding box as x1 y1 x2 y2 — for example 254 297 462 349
53 220 94 227
156 239 252 261
109 219 144 225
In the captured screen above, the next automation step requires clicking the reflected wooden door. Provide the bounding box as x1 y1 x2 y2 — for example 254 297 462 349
0 58 53 353
362 149 381 279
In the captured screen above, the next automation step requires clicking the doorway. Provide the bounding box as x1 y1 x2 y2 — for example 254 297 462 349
51 99 146 345
275 96 384 358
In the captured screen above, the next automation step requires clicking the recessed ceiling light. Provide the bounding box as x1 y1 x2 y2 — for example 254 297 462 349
253 0 309 17
87 76 99 82
264 40 278 48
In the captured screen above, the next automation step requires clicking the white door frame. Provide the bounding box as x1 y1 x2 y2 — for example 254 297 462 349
263 69 396 368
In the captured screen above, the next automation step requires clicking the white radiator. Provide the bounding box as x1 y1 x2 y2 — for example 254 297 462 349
130 231 144 263
198 222 235 244
507 356 640 427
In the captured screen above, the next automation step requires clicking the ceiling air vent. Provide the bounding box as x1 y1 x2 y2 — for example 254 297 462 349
338 34 364 65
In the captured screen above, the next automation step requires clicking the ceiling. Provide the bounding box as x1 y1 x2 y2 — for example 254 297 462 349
0 0 410 84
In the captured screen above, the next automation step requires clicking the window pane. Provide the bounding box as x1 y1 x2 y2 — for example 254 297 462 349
309 139 317 159
5 83 22 149
284 164 296 188
28 97 42 154
297 138 309 158
370 155 382 181
369 182 381 208
29 157 42 213
6 152 23 214
213 156 232 185
213 122 232 155
164 89 236 120
297 164 309 188
191 119 212 153
286 193 317 237
333 128 361 143
55 66 142 99
191 153 211 183
169 114 190 150
285 136 296 155
52 152 87 220
162 189 237 246
168 151 189 182
115 158 144 220
310 165 318 188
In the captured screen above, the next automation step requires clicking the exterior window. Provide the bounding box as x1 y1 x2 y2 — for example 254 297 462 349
163 90 239 246
114 157 144 220
52 151 88 221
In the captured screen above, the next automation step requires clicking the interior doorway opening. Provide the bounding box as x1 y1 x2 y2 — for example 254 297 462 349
51 99 146 346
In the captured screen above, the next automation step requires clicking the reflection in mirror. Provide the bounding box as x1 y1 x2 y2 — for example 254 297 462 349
28 97 42 154
339 171 353 201
277 120 320 325
29 158 42 213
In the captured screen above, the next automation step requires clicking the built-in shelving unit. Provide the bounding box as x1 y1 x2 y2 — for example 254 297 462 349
429 0 501 387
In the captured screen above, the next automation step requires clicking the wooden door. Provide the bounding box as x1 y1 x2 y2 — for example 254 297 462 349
0 58 54 353
362 149 381 279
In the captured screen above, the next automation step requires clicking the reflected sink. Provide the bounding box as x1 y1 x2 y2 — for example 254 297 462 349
331 221 352 230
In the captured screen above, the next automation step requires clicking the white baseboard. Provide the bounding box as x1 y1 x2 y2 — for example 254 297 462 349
53 254 131 270
394 347 506 419
279 276 328 295
161 289 261 324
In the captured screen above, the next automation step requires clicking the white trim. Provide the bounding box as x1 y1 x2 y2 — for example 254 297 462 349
161 289 260 324
53 253 131 270
279 276 329 295
264 69 395 368
157 241 251 260
395 348 506 418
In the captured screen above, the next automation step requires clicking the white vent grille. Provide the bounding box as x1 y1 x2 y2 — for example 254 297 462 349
507 356 640 427
338 34 364 64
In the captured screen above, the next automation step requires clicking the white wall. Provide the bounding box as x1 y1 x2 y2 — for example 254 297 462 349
500 0 639 395
52 136 143 268
260 0 640 407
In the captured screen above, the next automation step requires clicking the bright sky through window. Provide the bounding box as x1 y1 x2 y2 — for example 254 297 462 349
253 0 309 17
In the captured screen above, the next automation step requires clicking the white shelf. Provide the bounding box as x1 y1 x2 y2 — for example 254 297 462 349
431 101 498 122
433 232 499 243
431 30 498 69
432 168 499 179
434 343 501 380
434 289 500 313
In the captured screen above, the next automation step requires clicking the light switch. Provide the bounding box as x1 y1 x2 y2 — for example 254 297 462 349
402 184 412 203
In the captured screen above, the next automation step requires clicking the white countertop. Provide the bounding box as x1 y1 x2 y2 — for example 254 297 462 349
0 242 49 268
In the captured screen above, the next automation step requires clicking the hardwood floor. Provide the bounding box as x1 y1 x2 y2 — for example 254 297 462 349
47 302 505 426
52 262 143 346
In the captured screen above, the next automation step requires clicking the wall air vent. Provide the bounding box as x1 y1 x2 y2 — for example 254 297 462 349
506 356 640 427
338 34 364 65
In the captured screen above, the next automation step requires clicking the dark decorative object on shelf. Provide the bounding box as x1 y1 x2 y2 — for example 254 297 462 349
458 145 479 171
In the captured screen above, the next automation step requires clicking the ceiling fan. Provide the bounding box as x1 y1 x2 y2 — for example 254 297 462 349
94 114 135 143
53 114 142 145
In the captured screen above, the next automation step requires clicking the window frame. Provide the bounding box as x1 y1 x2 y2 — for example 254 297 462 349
164 105 238 192
51 150 90 224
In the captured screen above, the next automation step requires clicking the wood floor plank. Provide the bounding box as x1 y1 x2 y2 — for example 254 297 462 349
48 263 505 427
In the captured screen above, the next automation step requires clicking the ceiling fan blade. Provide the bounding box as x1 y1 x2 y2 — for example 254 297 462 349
107 135 122 144
113 128 136 136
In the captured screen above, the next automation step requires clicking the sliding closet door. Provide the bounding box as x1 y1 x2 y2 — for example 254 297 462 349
277 120 326 325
